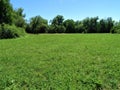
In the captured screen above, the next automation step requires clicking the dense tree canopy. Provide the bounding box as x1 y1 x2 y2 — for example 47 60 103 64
82 17 99 33
51 15 64 26
75 21 85 33
0 0 13 24
64 19 75 33
48 15 66 33
26 16 48 33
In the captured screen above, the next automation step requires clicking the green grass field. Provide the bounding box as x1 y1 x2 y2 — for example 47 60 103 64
0 34 120 90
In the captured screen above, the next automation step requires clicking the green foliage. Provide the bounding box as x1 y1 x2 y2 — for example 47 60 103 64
98 17 114 33
48 25 66 33
106 17 114 33
64 19 76 33
25 15 115 34
0 0 26 27
48 25 56 33
13 8 26 28
111 22 120 33
14 16 26 28
0 34 120 89
0 0 13 24
56 25 66 33
51 15 64 25
26 16 48 34
0 24 25 39
82 17 99 33
38 24 48 33
48 15 65 33
75 23 85 33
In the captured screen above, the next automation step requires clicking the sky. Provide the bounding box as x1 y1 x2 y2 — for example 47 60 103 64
10 0 120 22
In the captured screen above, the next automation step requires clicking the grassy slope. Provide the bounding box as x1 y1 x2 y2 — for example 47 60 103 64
0 34 120 89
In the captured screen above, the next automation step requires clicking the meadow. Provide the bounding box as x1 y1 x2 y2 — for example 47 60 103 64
0 34 120 90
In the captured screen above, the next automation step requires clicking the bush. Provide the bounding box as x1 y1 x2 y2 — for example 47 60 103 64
0 24 26 39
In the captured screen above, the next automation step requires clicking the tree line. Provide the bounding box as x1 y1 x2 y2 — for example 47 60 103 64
0 0 120 39
26 15 120 34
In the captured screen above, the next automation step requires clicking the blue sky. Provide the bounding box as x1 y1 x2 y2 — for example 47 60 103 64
10 0 120 21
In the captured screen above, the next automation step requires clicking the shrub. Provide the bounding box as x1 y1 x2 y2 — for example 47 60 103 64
0 24 25 39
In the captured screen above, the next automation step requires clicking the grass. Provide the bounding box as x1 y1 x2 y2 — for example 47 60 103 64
0 34 120 90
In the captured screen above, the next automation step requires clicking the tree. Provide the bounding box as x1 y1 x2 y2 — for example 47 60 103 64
15 8 25 17
0 0 13 24
111 22 120 33
64 19 75 33
106 17 114 33
82 17 99 33
98 19 106 33
51 15 64 25
82 17 90 33
89 17 99 33
38 24 48 33
75 21 85 33
13 8 26 28
98 17 113 33
49 15 65 33
26 15 48 33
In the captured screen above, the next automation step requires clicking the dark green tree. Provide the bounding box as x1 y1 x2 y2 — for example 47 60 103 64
82 17 90 33
75 21 85 33
48 15 65 33
0 0 13 24
48 25 66 33
82 17 99 33
51 15 64 25
89 17 99 33
98 19 106 33
98 18 113 33
106 17 114 33
26 15 48 33
64 19 75 33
